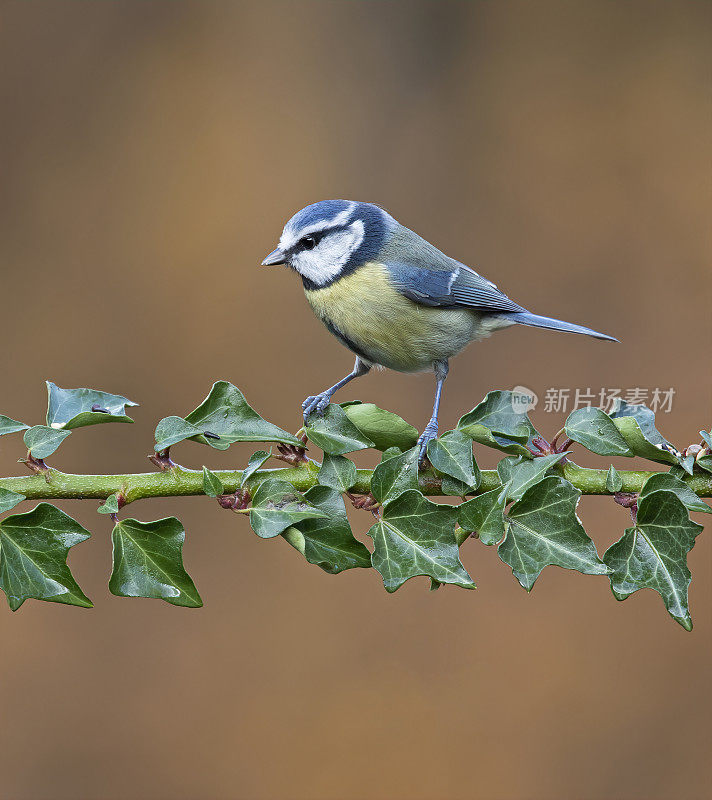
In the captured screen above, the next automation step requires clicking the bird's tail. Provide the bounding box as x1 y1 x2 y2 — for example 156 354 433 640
504 311 618 342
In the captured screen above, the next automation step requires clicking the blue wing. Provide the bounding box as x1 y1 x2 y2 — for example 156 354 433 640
384 261 618 341
385 261 525 314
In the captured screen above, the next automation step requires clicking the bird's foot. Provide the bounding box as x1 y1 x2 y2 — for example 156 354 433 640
302 392 332 424
417 420 439 465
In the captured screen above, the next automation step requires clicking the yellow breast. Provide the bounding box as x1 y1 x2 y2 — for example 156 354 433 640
304 262 477 372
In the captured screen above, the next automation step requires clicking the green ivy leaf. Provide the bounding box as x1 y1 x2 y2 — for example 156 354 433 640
638 473 711 515
426 430 481 496
367 489 475 592
381 446 403 461
318 453 358 492
340 401 419 451
603 490 702 630
496 453 565 502
457 390 539 457
109 517 202 607
186 382 301 449
305 404 375 454
282 486 371 573
202 467 224 498
678 454 695 476
696 455 712 474
458 488 506 545
0 503 92 610
154 416 204 451
370 446 419 504
605 465 623 493
499 476 610 591
700 430 712 450
45 382 137 430
0 415 28 437
608 400 679 466
0 488 25 514
248 478 328 539
98 494 120 515
155 382 302 452
23 425 72 458
241 450 271 488
564 407 632 456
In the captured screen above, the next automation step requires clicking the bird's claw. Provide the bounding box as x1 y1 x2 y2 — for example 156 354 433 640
417 422 439 465
302 393 332 423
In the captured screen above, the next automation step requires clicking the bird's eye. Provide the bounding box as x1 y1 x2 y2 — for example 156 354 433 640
301 235 317 250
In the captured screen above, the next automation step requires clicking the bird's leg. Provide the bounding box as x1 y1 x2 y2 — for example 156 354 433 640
417 360 449 464
302 358 371 423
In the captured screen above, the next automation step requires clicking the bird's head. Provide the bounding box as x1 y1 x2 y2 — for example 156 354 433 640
262 200 395 288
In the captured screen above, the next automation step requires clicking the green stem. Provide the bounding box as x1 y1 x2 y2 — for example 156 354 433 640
0 462 710 505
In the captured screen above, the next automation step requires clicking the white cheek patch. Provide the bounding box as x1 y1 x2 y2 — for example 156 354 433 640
293 220 365 285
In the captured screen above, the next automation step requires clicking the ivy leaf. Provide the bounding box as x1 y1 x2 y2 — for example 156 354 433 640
0 503 92 610
155 382 302 452
109 517 202 607
0 488 25 514
381 446 403 461
370 446 419 504
426 430 481 496
202 467 224 498
185 382 301 449
154 416 203 452
638 473 711 515
457 390 539 457
367 490 475 592
564 407 632 456
282 486 371 573
340 401 419 451
458 488 506 545
696 455 712 474
240 450 271 488
608 400 679 466
605 465 623 493
678 454 695 476
603 490 702 630
45 382 137 430
499 476 610 590
248 478 328 539
496 453 565 502
318 453 358 492
305 404 374 455
98 494 120 515
0 415 28 437
700 430 712 450
23 425 72 458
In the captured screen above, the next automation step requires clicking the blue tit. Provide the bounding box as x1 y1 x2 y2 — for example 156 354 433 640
262 200 617 461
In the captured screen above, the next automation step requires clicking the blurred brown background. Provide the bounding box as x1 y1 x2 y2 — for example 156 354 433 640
0 1 710 798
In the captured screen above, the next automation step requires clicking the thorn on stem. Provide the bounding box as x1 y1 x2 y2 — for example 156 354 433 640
217 489 250 511
526 434 571 460
614 491 638 522
275 441 308 466
346 491 381 517
20 452 52 481
148 448 177 471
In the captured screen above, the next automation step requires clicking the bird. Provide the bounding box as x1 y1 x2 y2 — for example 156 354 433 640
262 200 617 462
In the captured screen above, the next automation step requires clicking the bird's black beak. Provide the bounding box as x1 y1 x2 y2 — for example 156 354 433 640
261 247 287 266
